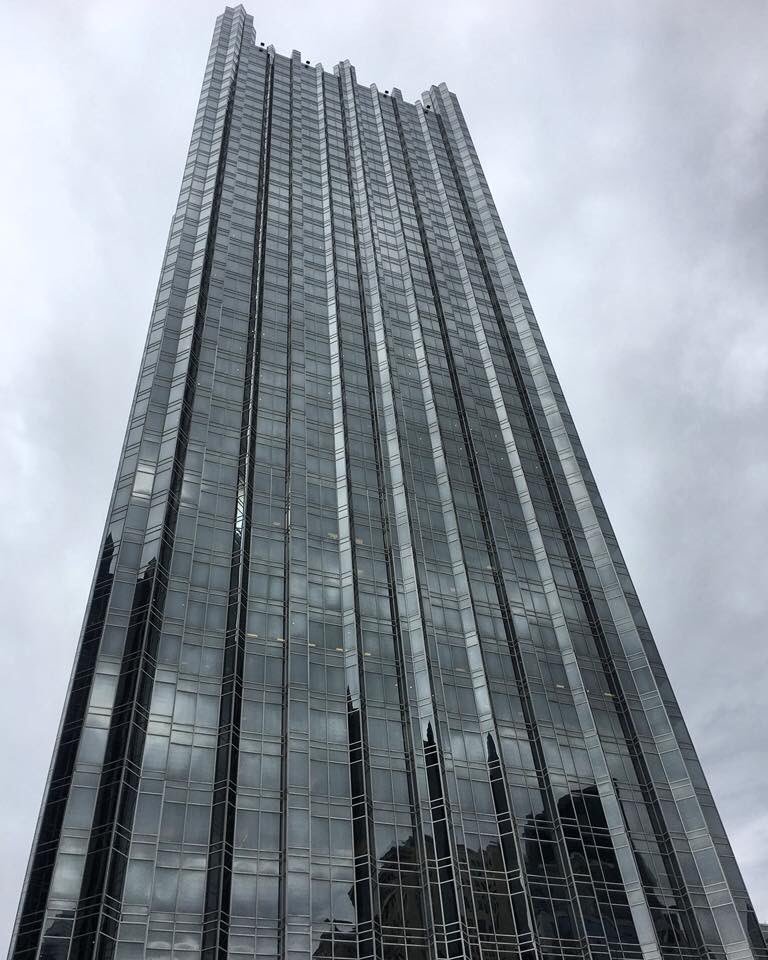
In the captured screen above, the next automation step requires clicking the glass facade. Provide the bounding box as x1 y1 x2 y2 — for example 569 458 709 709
9 6 765 960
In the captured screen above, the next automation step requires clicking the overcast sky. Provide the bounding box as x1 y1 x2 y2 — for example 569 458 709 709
1 0 766 944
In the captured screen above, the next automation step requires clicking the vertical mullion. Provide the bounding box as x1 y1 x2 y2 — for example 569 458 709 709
202 38 272 960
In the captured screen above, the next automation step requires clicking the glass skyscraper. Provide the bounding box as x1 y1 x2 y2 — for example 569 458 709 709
10 6 765 960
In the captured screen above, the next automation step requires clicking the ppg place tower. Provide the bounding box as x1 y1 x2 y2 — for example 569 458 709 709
10 7 766 960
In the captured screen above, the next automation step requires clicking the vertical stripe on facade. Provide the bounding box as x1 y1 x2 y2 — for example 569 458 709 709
201 34 272 960
337 62 468 959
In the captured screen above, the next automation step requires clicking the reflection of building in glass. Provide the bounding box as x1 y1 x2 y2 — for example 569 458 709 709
9 5 766 959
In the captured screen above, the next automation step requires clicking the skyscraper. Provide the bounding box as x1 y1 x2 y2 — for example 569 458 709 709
10 5 765 959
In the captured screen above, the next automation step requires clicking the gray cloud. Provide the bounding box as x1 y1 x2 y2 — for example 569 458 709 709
0 0 765 943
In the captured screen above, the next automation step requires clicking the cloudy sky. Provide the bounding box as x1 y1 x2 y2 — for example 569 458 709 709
1 0 766 943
